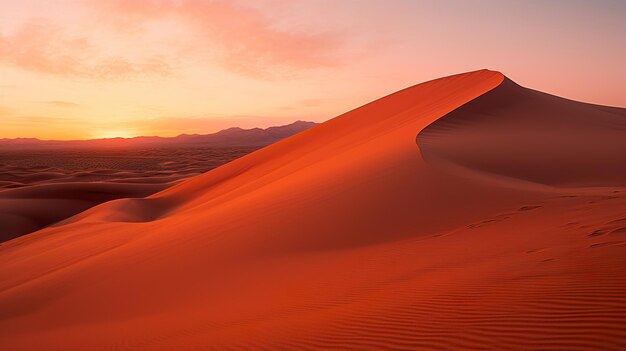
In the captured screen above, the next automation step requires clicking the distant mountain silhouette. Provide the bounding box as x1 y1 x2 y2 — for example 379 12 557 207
0 121 318 149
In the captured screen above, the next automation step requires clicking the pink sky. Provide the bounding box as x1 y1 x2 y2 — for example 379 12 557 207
1 0 624 139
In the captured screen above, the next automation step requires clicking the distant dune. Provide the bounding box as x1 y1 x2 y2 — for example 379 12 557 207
0 120 317 149
1 70 625 350
0 121 316 242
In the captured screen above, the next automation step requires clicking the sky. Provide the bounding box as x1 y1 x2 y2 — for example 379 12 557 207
1 0 624 140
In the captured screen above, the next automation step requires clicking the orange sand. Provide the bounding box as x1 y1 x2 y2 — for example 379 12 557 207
1 70 625 350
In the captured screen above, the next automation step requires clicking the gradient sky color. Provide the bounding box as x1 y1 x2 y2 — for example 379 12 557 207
1 0 624 140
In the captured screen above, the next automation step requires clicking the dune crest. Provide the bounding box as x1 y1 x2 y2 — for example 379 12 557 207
1 69 625 350
417 77 626 187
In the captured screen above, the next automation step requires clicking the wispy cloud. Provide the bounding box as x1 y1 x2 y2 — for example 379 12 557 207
38 100 81 108
0 1 343 80
89 0 342 78
0 21 171 79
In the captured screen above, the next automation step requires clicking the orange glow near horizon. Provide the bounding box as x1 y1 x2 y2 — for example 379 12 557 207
90 130 139 140
1 0 624 140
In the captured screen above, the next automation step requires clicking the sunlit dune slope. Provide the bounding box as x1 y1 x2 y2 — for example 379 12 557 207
1 69 625 350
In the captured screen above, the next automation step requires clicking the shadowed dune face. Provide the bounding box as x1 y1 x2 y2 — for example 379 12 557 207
417 78 626 187
0 182 169 242
1 70 625 350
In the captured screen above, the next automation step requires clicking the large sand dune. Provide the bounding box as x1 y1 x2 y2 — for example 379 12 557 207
1 70 625 350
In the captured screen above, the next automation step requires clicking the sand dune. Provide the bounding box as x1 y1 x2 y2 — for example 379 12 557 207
1 69 625 350
0 182 169 242
0 148 255 242
0 123 316 241
417 77 626 186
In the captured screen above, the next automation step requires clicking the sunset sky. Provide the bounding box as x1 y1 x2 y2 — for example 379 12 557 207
1 0 624 140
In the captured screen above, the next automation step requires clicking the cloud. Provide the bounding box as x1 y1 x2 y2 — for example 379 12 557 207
39 101 81 108
0 21 171 79
89 0 342 77
1 1 342 80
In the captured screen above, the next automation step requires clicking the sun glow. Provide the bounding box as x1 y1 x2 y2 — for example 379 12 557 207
91 130 138 140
